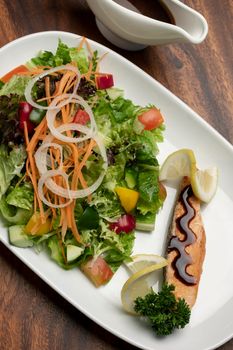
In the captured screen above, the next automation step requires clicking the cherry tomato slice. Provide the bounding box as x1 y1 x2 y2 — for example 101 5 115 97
73 109 90 125
138 108 164 130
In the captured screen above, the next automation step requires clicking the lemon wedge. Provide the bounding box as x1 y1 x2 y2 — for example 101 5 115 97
159 149 196 181
160 149 218 203
191 167 218 203
121 255 168 314
126 254 168 273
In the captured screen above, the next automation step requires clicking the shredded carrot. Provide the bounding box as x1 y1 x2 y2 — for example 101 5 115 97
93 71 113 76
15 173 26 187
57 71 74 95
63 73 77 93
77 37 86 51
95 52 108 73
27 117 47 153
58 238 67 263
26 159 37 212
36 70 77 104
77 139 96 176
45 76 51 105
21 39 108 244
24 122 45 221
61 214 68 242
23 121 30 146
85 39 94 57
20 68 46 76
46 191 56 218
84 60 93 81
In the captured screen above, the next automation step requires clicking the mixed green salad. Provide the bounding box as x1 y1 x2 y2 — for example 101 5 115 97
0 38 166 287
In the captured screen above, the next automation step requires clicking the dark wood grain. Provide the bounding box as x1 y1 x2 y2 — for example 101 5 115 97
0 1 232 349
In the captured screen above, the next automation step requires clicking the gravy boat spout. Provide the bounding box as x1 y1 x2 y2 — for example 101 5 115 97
86 0 208 50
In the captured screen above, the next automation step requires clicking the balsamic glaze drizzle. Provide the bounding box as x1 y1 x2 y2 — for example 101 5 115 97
168 185 197 285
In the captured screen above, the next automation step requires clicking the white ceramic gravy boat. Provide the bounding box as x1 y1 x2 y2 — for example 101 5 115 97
86 0 208 50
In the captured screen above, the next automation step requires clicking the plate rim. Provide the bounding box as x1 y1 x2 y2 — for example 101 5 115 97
0 30 233 350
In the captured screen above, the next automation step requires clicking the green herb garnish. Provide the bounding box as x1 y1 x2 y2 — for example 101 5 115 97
134 284 191 336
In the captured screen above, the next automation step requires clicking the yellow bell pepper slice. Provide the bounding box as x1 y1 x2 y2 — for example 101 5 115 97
115 186 139 213
25 212 51 236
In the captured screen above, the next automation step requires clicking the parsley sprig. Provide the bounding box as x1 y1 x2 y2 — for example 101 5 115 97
134 284 191 336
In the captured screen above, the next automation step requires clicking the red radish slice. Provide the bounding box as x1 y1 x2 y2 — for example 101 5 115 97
18 102 34 133
110 214 136 234
96 74 114 89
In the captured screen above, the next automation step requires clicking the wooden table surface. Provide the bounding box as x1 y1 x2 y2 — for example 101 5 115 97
0 1 232 349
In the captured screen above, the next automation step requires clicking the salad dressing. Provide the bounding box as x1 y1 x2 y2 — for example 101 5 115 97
168 185 197 285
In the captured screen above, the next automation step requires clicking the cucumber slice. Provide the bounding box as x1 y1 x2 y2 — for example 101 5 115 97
125 168 137 189
106 88 123 101
66 245 84 263
136 212 156 232
9 225 33 248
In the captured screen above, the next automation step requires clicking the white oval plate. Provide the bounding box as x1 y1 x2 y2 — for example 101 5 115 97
0 31 233 350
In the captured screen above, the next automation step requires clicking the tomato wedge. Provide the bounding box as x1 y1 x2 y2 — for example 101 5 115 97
1 65 29 83
138 108 164 130
73 109 90 125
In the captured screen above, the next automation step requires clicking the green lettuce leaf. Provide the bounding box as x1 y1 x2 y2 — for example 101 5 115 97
110 96 139 123
47 232 90 269
105 232 135 272
136 131 159 165
0 145 26 200
29 39 89 73
47 236 66 268
29 50 55 68
69 48 89 73
6 182 34 210
90 189 123 220
93 93 139 149
0 75 31 96
150 123 165 143
80 219 135 273
0 197 32 225
137 170 162 215
102 162 125 192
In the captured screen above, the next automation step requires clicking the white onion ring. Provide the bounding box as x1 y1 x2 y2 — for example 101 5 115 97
45 168 106 199
36 131 107 199
25 64 81 110
38 170 72 208
47 120 93 144
35 142 63 174
46 93 97 143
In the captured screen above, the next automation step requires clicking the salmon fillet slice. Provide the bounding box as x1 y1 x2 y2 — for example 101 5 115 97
165 176 206 308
